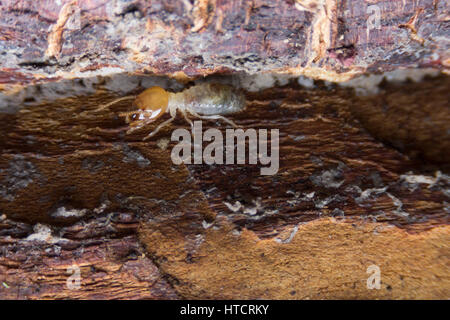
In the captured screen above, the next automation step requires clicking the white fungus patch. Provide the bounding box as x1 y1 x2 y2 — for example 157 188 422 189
232 229 242 236
400 171 448 192
50 200 109 220
314 195 342 209
401 174 437 185
243 198 263 216
386 193 409 217
286 190 315 206
310 167 345 189
223 201 242 212
236 73 292 92
354 187 388 205
25 224 67 244
202 220 214 229
223 198 262 216
223 197 277 220
51 206 87 219
297 76 315 88
93 200 111 214
338 68 440 95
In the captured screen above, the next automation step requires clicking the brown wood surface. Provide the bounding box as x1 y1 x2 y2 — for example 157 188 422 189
0 74 448 299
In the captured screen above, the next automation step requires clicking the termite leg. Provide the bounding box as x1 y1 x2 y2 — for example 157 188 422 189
127 121 147 134
143 113 177 140
180 109 194 129
188 110 240 128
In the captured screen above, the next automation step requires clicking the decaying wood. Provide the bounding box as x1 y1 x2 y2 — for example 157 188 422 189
0 0 449 89
0 75 448 299
0 0 448 301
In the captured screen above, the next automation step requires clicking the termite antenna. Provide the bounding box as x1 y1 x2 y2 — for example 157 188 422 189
142 115 176 140
92 95 136 113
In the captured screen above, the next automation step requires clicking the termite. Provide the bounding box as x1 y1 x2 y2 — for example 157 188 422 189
94 83 245 140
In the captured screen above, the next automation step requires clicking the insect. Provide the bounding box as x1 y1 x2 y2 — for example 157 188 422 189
94 83 245 140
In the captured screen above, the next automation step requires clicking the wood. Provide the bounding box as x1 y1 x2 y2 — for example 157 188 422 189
0 0 448 300
0 75 448 299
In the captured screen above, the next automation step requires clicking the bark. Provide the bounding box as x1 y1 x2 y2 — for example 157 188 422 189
0 0 448 87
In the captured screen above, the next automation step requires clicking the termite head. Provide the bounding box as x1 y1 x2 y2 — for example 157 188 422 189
123 86 170 124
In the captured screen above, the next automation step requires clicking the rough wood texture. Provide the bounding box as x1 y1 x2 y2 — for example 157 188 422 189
0 74 448 299
0 0 448 89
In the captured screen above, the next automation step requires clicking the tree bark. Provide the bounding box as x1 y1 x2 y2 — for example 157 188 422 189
0 0 448 87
